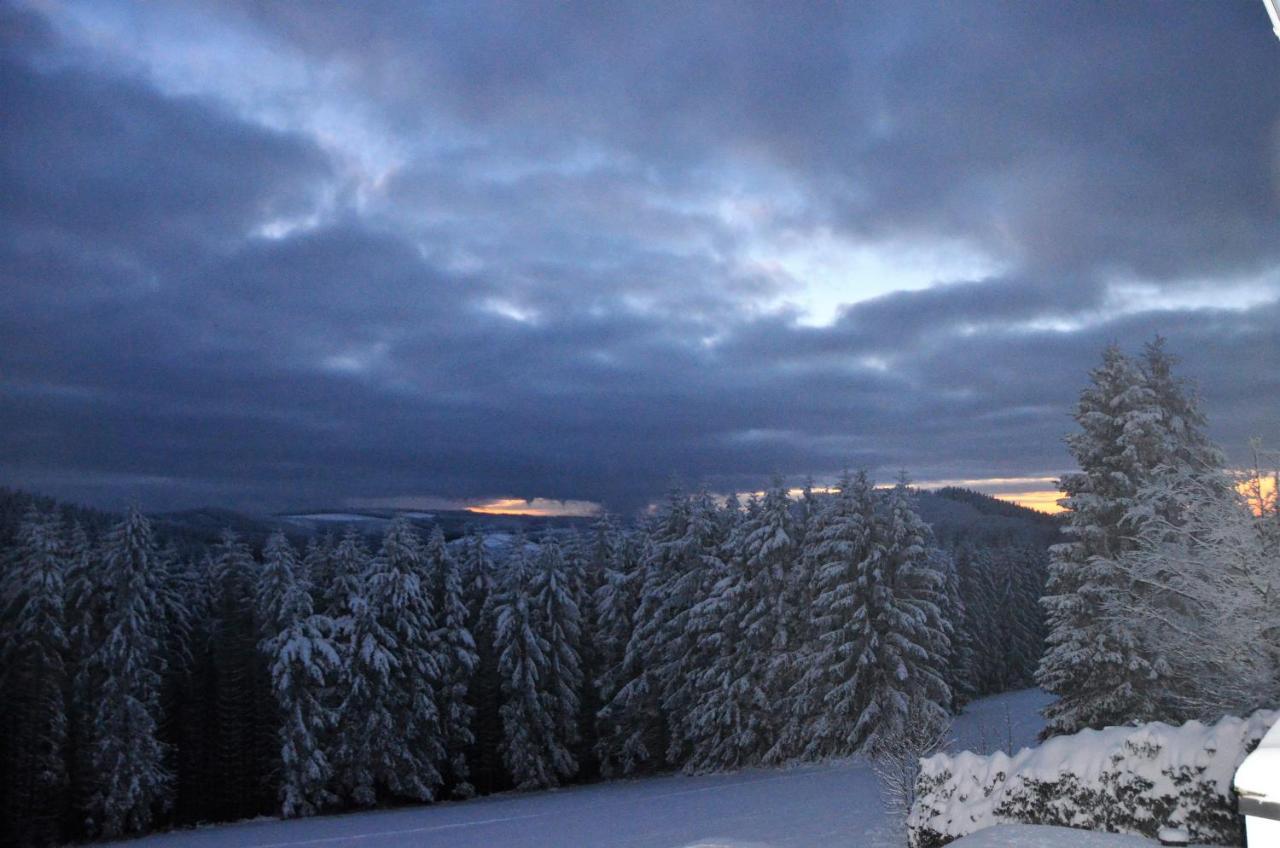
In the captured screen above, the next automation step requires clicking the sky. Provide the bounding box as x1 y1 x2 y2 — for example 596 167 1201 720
2 0 1278 517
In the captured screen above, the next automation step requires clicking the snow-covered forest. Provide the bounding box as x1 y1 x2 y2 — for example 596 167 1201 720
1 340 1277 848
0 475 1047 845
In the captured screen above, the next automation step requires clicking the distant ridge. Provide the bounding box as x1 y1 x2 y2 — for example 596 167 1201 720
0 484 1061 553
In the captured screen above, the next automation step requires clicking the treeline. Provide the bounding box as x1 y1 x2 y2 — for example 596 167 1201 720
0 479 1046 845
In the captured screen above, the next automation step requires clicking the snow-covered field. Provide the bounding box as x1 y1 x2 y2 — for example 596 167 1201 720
949 824 1167 847
103 690 1052 848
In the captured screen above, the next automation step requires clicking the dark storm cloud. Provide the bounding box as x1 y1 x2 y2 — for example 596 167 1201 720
1 0 1278 514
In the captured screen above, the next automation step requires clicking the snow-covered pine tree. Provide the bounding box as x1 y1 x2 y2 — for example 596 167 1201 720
852 480 950 756
781 471 876 759
600 489 691 774
460 529 497 618
255 531 339 817
1037 344 1171 735
493 533 560 789
424 525 478 798
737 478 800 764
337 517 443 805
591 515 643 777
580 516 619 750
1118 460 1280 718
0 507 70 845
1140 337 1225 494
685 479 796 769
659 490 727 765
84 507 173 838
528 538 583 783
679 490 758 773
562 527 602 779
323 529 368 628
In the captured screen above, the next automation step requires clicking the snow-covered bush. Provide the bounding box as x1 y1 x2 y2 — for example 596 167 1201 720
907 710 1277 848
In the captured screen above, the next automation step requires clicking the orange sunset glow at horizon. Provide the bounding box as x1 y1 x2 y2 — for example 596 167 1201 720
466 497 603 518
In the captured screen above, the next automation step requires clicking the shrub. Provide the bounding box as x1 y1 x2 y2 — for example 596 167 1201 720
907 710 1276 847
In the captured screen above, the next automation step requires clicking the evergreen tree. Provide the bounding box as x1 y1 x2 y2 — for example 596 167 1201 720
0 507 70 845
783 472 876 758
83 508 172 838
425 525 478 798
256 532 338 817
660 490 727 765
592 522 645 776
494 534 560 789
680 492 755 772
323 529 368 628
852 481 950 755
1037 345 1175 734
681 481 796 770
562 528 602 779
528 539 583 782
601 490 690 773
337 517 443 805
736 479 799 764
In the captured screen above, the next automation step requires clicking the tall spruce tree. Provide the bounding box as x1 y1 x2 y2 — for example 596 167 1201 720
84 508 172 838
256 531 338 817
591 515 642 776
737 479 799 764
494 534 560 789
851 481 950 755
601 490 690 773
1037 344 1190 734
337 517 443 805
528 539 583 782
786 472 877 759
682 481 795 770
660 490 727 765
1 507 70 845
425 525 478 797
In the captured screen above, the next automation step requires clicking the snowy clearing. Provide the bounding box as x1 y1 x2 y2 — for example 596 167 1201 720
100 690 1051 848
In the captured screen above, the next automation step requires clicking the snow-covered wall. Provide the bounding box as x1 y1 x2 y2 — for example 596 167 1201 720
907 710 1277 848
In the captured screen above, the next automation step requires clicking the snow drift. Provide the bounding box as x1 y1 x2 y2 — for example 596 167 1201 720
907 709 1278 847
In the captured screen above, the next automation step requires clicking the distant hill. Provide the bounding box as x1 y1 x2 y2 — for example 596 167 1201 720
1 484 1059 555
0 488 598 553
917 487 1062 549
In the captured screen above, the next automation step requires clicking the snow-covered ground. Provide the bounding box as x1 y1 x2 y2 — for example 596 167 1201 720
946 688 1051 756
102 690 1053 848
949 824 1168 847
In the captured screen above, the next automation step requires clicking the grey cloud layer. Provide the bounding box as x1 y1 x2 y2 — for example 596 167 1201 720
1 0 1278 513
